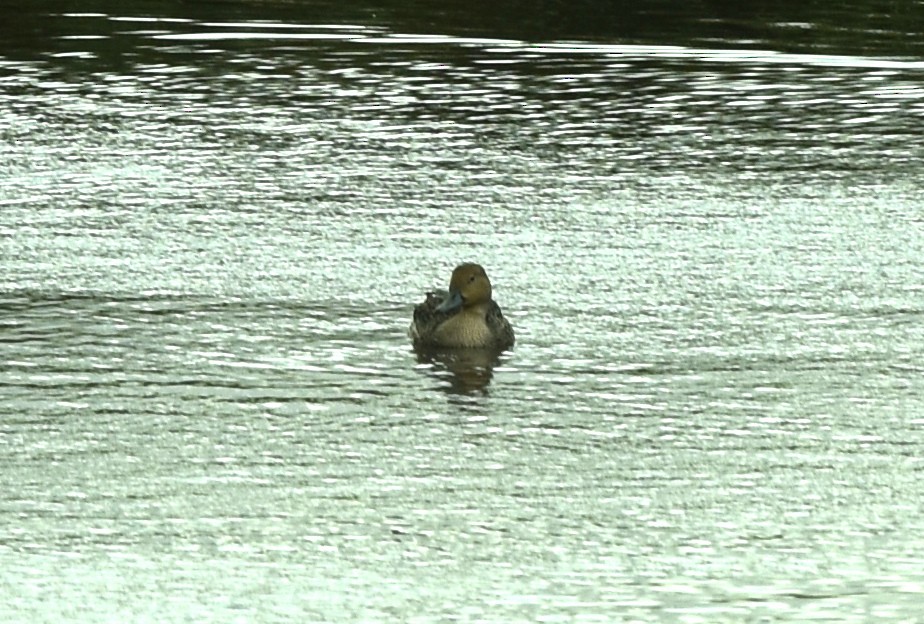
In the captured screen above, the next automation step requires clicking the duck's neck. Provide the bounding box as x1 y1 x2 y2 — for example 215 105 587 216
462 301 489 317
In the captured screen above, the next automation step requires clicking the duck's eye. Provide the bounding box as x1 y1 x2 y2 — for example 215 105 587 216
469 274 476 283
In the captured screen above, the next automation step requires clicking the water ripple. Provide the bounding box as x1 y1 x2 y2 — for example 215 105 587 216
3 5 924 623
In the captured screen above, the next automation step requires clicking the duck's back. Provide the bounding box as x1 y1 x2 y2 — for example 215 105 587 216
409 290 454 345
484 301 515 349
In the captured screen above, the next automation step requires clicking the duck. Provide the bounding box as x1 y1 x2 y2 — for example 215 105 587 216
409 263 515 350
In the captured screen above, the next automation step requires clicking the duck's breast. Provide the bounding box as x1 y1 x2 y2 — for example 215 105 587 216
430 310 494 348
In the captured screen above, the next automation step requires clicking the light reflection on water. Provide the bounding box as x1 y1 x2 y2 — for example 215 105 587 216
2 4 924 623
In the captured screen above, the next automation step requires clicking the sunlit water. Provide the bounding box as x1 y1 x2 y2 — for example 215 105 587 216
2 2 924 622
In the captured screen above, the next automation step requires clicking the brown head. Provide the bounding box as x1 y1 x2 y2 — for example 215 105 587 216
435 263 493 312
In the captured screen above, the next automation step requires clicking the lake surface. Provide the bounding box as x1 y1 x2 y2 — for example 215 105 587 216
2 1 924 621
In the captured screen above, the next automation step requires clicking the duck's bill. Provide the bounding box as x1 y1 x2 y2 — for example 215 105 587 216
434 289 463 313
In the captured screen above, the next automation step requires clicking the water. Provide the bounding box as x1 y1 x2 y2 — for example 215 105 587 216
3 1 924 621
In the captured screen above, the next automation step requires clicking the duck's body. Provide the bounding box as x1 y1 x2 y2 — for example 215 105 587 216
410 263 515 350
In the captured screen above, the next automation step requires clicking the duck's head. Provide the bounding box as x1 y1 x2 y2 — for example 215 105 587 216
435 263 493 313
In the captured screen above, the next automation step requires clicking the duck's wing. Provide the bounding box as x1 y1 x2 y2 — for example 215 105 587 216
411 289 455 344
486 301 515 349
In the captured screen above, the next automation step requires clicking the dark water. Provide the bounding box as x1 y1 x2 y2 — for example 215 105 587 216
2 1 924 621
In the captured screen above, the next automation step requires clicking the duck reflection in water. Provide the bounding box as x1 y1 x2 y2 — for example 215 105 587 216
410 263 514 393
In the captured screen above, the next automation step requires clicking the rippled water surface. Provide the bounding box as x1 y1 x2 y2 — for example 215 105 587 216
3 1 924 621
